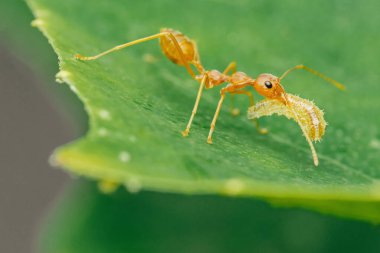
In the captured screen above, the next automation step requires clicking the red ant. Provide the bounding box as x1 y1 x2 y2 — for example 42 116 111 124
75 28 345 166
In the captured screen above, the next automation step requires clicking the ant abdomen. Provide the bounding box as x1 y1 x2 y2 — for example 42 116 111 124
159 28 198 66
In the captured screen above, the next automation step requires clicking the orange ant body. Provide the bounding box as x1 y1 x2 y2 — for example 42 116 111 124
75 28 345 166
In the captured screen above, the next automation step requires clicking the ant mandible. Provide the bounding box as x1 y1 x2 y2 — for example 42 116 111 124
75 28 345 166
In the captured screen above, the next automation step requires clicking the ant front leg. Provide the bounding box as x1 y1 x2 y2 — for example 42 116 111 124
231 90 268 134
182 73 208 137
207 88 229 144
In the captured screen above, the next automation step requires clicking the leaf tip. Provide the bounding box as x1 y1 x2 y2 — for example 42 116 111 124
55 70 72 84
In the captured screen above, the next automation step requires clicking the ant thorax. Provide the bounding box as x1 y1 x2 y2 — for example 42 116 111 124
248 94 326 142
196 70 229 88
230 72 253 84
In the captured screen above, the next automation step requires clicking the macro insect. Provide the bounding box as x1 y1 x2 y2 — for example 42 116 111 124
75 28 345 166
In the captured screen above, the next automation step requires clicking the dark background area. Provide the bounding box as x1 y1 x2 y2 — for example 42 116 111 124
0 1 77 252
0 44 71 253
0 1 92 251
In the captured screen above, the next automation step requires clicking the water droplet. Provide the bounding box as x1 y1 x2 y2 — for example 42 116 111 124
224 178 245 195
369 139 380 150
55 70 71 83
119 151 131 163
142 53 158 63
125 177 141 193
98 180 119 194
98 109 111 120
31 19 44 28
128 135 137 142
97 128 108 137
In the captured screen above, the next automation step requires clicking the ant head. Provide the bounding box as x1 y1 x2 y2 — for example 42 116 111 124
253 73 286 102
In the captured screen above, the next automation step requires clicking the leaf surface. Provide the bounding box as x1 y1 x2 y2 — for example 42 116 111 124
27 0 380 222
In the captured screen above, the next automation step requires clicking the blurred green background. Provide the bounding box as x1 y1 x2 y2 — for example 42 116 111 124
1 1 380 253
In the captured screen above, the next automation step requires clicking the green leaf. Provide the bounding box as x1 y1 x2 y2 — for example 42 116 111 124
27 0 380 222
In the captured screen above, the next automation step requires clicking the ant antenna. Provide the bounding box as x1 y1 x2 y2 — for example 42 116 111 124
280 64 346 91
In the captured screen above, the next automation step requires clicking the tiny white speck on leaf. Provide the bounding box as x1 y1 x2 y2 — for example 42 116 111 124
142 53 158 63
119 151 131 163
125 177 141 193
224 178 245 195
55 70 71 84
97 128 109 137
128 135 137 142
98 109 111 120
31 19 44 28
369 139 380 150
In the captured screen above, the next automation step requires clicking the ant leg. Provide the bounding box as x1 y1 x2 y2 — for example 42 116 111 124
191 40 205 73
223 62 240 115
75 32 196 78
232 90 268 134
229 94 240 116
223 61 237 75
281 94 319 166
182 74 208 137
280 64 345 90
207 91 226 144
207 80 258 143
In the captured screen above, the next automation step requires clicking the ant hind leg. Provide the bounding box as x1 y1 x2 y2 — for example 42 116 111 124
182 74 208 137
75 31 197 78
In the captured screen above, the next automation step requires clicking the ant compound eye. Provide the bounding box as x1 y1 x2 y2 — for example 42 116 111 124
264 81 273 89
